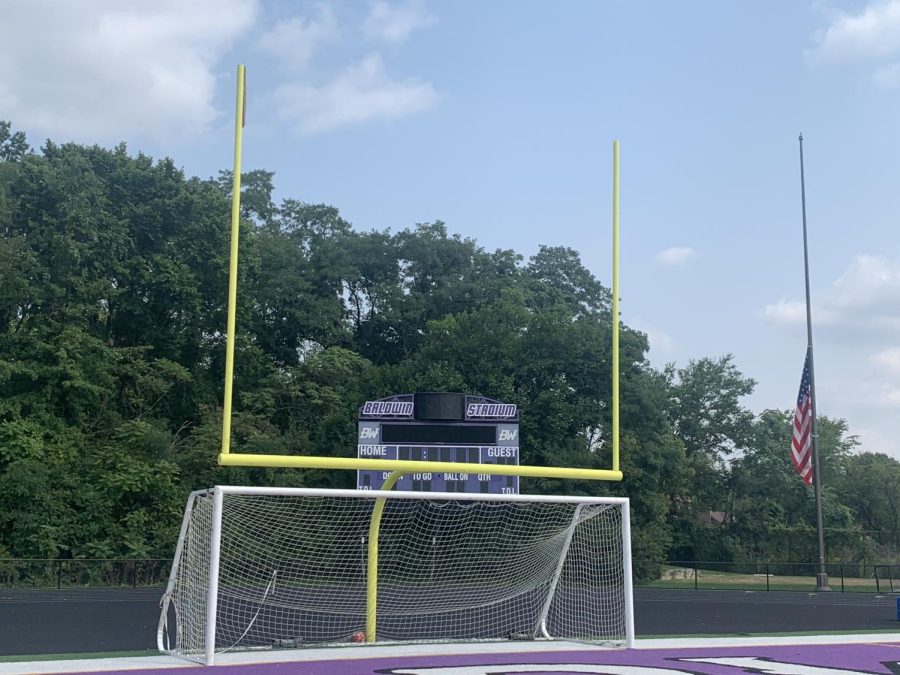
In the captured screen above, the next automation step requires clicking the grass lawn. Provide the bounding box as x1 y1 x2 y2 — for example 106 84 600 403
644 567 894 593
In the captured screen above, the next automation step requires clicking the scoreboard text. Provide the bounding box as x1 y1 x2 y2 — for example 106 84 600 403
357 393 519 494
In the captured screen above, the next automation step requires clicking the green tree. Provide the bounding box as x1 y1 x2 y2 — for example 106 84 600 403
664 355 756 560
841 452 900 551
729 410 868 563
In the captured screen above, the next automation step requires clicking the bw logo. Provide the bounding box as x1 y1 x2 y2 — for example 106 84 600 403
359 428 378 440
499 430 518 441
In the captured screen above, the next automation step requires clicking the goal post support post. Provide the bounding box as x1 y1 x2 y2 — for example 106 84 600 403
367 470 406 643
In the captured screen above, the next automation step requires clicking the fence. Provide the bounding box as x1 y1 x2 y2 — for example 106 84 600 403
3 558 899 593
0 559 171 589
642 560 900 593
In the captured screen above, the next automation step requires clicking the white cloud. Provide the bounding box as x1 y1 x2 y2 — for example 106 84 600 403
654 246 696 266
364 0 437 43
258 5 338 68
273 53 438 135
763 254 900 332
0 0 258 142
830 254 900 310
809 1 900 87
811 0 900 62
762 299 807 325
877 384 900 407
872 347 900 375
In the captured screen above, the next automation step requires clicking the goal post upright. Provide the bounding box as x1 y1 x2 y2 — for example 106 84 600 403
221 64 246 460
366 470 407 643
612 139 620 473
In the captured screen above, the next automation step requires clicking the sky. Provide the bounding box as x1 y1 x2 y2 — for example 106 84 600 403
2 1 900 457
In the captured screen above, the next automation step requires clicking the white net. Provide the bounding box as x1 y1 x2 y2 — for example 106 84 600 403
158 487 632 664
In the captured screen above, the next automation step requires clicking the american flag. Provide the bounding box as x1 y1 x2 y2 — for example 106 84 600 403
791 353 814 485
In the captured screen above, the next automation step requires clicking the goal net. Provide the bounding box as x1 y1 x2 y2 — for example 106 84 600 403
158 487 634 665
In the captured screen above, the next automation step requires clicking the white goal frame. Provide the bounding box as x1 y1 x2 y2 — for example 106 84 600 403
158 486 634 665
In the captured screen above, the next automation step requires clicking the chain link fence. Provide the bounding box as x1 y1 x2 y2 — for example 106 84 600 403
0 559 170 589
641 560 900 593
3 558 899 593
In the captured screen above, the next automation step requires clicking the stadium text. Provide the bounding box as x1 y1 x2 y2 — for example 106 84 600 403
466 403 517 419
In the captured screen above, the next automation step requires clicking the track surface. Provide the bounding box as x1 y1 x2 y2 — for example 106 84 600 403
5 640 900 674
1 587 898 657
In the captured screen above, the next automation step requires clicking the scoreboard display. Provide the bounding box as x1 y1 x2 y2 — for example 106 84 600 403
357 392 519 494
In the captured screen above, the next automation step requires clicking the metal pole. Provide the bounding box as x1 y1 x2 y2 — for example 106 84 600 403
205 488 225 665
799 134 829 591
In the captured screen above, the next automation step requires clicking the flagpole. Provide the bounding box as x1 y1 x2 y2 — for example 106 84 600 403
799 133 829 591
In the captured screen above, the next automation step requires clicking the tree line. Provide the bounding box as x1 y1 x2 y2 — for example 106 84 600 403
1 121 899 576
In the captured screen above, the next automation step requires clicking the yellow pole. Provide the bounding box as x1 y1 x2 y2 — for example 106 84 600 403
221 65 246 457
366 471 406 642
612 141 620 472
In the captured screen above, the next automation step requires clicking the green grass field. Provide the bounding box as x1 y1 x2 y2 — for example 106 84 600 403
645 567 895 593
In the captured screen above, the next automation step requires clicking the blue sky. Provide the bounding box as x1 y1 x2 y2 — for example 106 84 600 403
3 1 900 456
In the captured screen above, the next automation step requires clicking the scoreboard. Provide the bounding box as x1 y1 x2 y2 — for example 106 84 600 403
357 392 519 494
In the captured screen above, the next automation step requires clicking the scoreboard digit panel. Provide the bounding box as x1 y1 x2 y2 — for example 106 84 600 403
357 393 519 494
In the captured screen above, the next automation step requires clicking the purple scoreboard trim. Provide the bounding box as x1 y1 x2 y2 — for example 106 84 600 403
64 643 900 675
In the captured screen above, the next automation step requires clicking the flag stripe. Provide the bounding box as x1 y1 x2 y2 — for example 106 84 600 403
791 354 814 486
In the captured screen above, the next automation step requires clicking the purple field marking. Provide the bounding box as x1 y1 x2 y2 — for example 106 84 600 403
62 643 900 675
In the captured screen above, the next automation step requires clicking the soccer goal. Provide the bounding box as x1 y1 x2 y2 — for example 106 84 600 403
158 486 634 665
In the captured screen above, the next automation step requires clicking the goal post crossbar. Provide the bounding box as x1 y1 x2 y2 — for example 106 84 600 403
218 453 623 482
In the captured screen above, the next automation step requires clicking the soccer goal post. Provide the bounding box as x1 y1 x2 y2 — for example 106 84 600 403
158 487 634 665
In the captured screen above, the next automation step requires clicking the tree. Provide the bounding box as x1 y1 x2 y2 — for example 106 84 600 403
841 452 900 550
729 410 868 563
664 355 756 560
340 222 521 364
0 121 29 162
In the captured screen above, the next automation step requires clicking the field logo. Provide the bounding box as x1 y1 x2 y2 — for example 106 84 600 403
382 656 896 675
